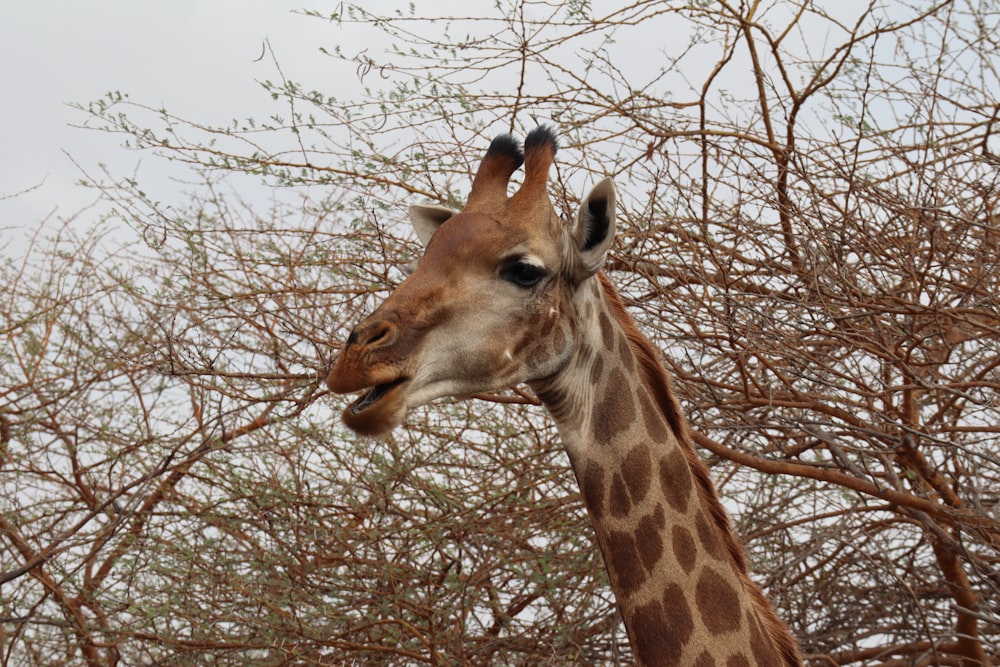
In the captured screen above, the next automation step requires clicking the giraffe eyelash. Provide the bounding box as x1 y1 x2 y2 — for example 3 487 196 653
500 260 547 288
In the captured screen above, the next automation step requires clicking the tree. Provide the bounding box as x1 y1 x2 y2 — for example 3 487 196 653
2 1 998 664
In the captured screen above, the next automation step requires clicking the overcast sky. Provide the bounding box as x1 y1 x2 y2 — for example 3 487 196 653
0 1 363 252
0 0 913 258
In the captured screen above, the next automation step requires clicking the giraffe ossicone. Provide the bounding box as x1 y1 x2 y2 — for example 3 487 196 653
327 127 802 666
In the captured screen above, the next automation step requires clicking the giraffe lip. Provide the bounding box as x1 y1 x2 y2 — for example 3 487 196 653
350 378 409 415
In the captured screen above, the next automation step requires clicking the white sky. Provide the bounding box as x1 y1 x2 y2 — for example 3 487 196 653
0 1 363 253
0 0 649 258
0 1 947 259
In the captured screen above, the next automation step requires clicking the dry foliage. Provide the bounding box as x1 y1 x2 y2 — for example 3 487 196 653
2 1 999 665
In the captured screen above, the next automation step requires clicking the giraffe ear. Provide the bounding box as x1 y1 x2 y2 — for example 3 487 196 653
574 177 617 276
408 204 456 247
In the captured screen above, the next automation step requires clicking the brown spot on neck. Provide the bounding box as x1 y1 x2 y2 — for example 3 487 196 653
590 367 635 445
623 443 653 503
671 525 697 573
696 567 743 634
694 650 717 667
630 583 694 665
659 448 693 514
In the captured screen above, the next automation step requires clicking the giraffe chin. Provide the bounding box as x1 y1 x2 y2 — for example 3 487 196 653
341 378 409 436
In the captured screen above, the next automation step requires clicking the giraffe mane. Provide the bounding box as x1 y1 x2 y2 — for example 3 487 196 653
597 273 801 665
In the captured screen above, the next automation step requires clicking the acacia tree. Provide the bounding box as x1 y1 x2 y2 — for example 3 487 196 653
2 1 998 665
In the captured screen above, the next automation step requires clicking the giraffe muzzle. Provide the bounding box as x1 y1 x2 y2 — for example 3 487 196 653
337 374 411 436
349 377 408 415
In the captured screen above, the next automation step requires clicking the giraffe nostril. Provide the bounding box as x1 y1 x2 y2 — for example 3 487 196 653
356 320 396 348
369 326 388 345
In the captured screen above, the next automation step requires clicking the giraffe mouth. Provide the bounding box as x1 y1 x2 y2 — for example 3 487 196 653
349 377 409 415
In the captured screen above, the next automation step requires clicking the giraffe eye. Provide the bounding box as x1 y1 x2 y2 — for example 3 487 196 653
501 261 546 288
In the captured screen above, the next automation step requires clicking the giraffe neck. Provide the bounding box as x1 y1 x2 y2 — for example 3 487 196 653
531 274 800 666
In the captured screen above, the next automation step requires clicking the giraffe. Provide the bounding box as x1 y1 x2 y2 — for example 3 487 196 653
327 127 803 666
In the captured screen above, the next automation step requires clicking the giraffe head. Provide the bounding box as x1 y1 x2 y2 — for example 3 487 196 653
327 127 617 435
